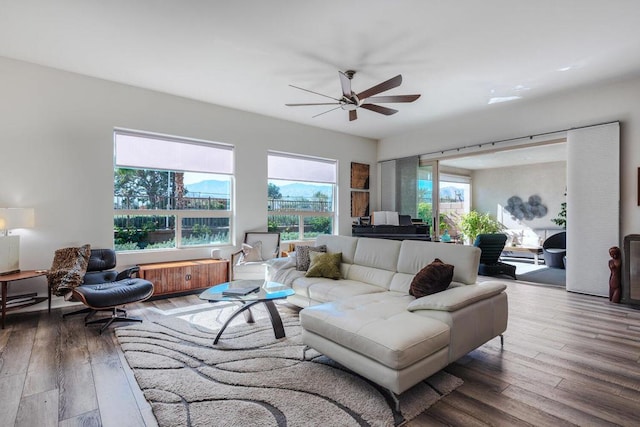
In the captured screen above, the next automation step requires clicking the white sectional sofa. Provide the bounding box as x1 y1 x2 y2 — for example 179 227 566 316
267 234 508 396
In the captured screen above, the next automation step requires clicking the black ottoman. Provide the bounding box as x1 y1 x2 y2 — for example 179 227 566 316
73 278 154 333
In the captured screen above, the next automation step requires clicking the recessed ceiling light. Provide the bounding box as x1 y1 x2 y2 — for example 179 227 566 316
488 96 522 105
557 66 572 72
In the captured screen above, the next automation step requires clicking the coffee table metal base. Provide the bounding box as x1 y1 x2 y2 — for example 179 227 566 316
213 299 285 345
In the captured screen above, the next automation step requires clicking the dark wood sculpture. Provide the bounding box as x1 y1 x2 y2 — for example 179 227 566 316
609 246 622 303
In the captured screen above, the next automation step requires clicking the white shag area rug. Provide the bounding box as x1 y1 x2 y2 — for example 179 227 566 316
115 303 462 427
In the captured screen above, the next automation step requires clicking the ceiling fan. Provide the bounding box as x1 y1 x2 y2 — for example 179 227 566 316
285 70 421 121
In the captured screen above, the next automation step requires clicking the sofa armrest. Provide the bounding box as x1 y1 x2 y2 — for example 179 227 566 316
407 281 507 312
265 256 297 272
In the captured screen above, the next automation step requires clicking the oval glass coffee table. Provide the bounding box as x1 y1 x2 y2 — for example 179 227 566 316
199 280 294 344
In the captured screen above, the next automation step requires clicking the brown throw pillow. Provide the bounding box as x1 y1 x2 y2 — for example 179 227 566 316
305 251 342 280
47 244 91 299
296 244 327 271
409 258 454 298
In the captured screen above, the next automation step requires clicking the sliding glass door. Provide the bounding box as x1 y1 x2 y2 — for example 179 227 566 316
438 173 471 241
417 161 437 235
381 158 471 241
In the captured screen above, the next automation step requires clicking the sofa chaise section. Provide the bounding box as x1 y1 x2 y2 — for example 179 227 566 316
268 234 508 395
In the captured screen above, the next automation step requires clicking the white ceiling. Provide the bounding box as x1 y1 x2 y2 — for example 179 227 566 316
2 1 640 140
441 142 567 170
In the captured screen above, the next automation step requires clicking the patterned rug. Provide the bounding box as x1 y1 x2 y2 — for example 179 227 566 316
115 303 462 427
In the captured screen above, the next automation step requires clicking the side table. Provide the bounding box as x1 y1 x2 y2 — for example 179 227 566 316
0 270 48 329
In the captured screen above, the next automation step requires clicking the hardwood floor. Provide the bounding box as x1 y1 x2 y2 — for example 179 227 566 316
1 282 639 426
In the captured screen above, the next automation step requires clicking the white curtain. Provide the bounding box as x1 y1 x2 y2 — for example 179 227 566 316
566 122 620 296
115 131 234 174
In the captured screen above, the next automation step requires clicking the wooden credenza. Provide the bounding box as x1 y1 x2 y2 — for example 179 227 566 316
138 259 229 297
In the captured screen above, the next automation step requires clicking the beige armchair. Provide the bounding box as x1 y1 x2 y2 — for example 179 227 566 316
231 232 281 280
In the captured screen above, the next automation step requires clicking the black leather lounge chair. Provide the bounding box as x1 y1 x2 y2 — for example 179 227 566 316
63 249 154 333
474 233 517 279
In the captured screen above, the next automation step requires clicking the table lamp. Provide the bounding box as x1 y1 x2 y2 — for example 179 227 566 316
0 208 35 275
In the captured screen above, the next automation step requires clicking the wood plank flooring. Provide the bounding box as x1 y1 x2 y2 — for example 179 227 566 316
1 281 639 426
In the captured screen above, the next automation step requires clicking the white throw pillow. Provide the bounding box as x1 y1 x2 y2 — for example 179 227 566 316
239 241 263 264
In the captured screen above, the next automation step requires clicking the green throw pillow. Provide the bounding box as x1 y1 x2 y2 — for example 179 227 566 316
305 251 342 280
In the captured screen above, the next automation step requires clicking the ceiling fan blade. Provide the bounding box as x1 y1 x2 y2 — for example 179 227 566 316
285 103 341 106
312 106 342 118
289 84 342 101
360 103 399 116
365 94 420 103
349 110 357 121
339 71 352 98
357 74 402 100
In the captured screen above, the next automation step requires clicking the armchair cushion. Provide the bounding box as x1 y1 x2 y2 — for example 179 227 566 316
83 270 118 285
239 241 264 263
47 244 92 299
244 232 280 261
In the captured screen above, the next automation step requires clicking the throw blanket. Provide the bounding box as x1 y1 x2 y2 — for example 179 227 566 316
266 256 303 286
47 244 91 300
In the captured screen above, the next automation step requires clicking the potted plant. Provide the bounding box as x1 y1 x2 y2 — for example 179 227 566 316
458 210 503 244
551 202 566 229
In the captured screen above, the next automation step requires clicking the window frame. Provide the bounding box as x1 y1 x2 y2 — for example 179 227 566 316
267 151 337 242
113 129 234 251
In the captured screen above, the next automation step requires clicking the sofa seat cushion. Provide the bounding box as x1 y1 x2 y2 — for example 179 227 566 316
300 292 450 370
291 277 385 303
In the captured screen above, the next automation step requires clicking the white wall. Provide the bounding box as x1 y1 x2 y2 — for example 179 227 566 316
379 75 640 244
473 161 567 235
0 57 377 306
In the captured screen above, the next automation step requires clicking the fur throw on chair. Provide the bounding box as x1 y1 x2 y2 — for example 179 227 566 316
47 244 91 300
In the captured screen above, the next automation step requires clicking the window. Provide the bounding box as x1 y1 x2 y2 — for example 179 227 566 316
438 173 471 239
267 151 336 241
113 130 234 251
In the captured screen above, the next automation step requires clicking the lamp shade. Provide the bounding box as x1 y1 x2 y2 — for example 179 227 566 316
0 208 35 230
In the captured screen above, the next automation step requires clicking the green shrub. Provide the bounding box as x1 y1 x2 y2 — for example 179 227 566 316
458 211 503 243
115 242 140 251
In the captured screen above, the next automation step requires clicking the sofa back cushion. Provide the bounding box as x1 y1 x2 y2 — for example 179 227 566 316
395 240 480 290
344 238 401 289
353 238 401 271
316 234 358 265
347 265 397 289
